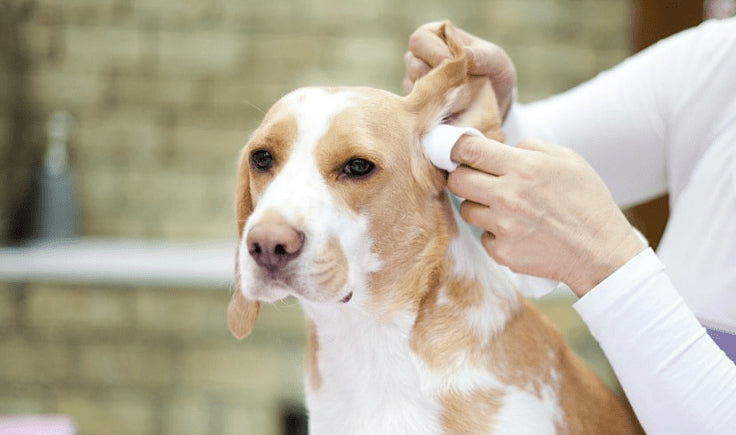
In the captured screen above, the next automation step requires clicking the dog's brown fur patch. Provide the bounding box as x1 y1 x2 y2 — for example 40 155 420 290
440 389 505 433
244 113 298 203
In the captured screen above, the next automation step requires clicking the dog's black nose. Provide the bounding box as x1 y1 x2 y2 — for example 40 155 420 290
247 223 305 272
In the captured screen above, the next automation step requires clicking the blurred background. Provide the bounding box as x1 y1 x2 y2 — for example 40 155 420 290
0 0 729 433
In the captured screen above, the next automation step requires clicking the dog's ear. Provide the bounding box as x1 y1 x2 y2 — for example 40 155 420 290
228 146 261 339
404 21 504 142
228 267 261 339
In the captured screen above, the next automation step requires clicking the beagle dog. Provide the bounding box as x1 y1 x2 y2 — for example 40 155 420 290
228 22 635 434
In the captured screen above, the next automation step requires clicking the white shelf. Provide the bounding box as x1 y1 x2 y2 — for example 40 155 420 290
0 238 236 289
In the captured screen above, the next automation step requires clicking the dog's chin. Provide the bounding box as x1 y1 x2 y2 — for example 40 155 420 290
243 285 290 304
338 291 353 303
243 268 355 305
240 274 292 303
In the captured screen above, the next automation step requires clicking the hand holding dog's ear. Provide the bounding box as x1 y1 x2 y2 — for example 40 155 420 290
447 136 647 297
403 22 516 120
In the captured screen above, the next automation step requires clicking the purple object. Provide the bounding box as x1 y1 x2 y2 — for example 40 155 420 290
707 328 736 363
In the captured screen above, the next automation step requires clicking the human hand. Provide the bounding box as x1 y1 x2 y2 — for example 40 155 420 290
447 136 647 296
403 22 516 120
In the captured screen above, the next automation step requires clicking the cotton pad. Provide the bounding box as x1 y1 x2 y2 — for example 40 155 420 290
421 124 486 172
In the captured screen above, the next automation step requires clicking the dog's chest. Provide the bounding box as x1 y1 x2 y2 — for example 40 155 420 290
303 310 444 433
302 306 565 434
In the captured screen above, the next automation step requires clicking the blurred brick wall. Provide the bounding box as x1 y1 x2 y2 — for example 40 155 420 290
0 282 309 434
1 0 631 242
0 0 631 433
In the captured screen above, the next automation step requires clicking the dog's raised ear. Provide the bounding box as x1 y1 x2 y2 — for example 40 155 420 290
228 146 261 339
404 21 504 142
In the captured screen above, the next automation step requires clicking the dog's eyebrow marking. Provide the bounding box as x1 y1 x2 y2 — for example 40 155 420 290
284 88 358 155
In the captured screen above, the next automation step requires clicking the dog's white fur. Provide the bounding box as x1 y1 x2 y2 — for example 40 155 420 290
229 22 634 434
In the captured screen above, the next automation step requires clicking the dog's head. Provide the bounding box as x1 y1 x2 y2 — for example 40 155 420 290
228 22 503 338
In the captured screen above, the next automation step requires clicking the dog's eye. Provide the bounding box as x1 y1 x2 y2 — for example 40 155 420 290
251 150 274 172
342 158 375 178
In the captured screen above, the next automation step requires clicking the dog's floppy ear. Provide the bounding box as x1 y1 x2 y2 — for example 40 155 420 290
228 146 261 339
404 21 504 142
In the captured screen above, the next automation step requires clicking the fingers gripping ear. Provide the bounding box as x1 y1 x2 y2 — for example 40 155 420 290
228 287 261 339
439 24 504 141
405 21 505 142
404 21 469 133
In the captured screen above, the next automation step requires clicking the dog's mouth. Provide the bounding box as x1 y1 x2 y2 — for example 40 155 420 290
339 292 353 303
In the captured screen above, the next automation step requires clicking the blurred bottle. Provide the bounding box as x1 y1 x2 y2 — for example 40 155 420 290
35 111 77 240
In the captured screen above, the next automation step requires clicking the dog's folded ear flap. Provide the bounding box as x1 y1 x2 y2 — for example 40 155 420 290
228 146 260 339
404 21 504 142
228 286 261 339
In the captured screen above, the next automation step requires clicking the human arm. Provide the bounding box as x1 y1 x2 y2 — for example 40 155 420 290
575 249 736 434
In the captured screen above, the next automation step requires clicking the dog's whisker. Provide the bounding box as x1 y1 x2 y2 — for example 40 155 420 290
313 278 336 288
243 99 266 116
282 298 301 308
311 274 339 287
313 258 335 265
310 266 338 276
310 268 337 283
311 270 336 280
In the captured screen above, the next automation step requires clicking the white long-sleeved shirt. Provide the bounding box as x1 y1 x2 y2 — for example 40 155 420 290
503 17 736 434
